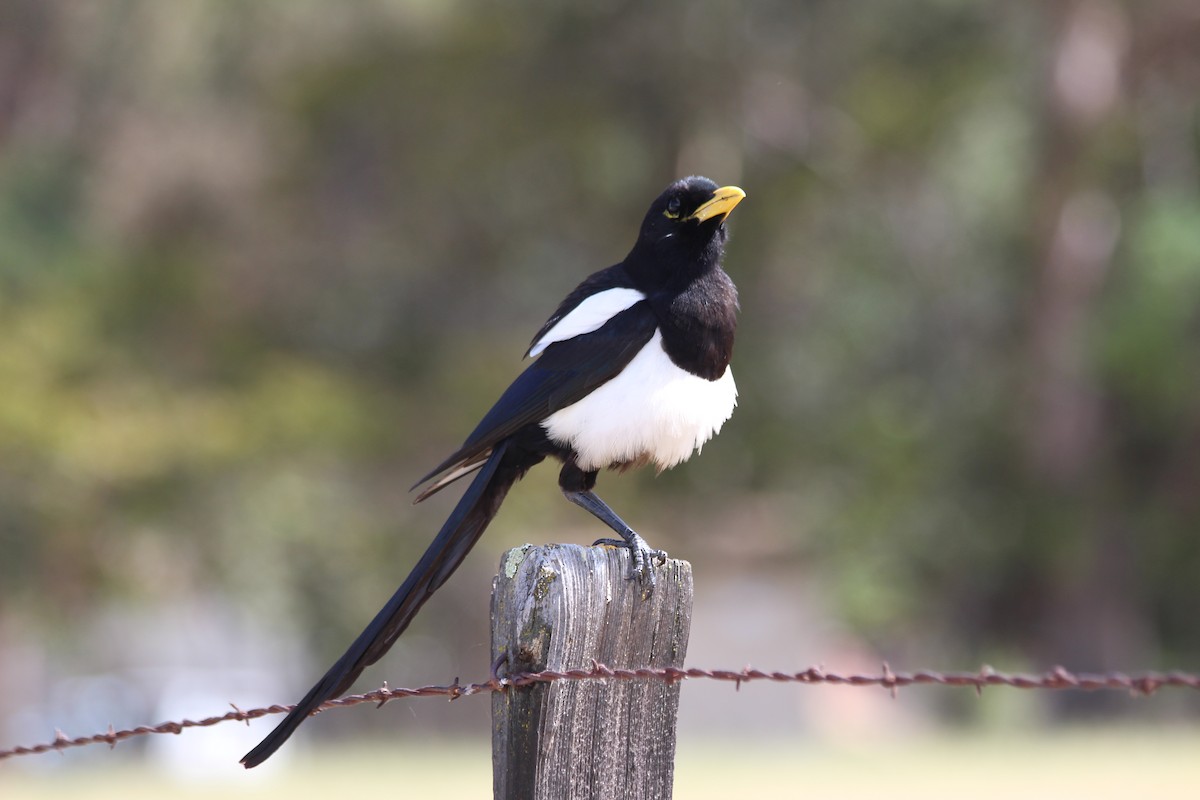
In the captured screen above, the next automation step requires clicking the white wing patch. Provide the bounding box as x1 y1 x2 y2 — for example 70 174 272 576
528 287 646 357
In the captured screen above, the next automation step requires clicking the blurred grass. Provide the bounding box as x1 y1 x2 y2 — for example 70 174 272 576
2 0 1200 769
4 727 1199 799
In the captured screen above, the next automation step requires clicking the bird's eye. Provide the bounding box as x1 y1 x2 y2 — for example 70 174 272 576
664 197 682 219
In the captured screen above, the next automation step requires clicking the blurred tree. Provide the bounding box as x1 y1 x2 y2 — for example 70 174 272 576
1 0 1199 742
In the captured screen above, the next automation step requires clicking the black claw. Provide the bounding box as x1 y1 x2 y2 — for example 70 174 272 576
563 489 662 588
593 532 662 587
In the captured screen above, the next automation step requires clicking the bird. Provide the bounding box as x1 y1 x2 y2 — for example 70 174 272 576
240 175 745 768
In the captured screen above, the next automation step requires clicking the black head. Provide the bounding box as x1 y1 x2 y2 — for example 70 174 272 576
626 176 746 289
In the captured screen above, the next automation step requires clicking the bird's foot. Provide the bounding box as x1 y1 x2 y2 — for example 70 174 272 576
592 530 667 587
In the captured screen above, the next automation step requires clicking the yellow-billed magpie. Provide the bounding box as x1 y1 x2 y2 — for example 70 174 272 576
240 176 745 768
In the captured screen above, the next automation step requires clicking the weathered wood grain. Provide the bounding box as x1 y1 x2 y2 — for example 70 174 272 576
491 544 693 800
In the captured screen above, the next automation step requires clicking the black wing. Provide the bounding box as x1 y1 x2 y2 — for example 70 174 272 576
413 300 658 499
524 264 638 357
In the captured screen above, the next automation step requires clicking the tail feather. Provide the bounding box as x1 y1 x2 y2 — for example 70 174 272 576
412 449 492 504
241 440 518 769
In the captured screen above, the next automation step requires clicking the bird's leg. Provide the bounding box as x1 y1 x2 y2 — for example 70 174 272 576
558 462 667 584
563 488 667 584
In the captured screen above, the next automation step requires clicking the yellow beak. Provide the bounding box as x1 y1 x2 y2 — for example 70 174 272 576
687 185 746 223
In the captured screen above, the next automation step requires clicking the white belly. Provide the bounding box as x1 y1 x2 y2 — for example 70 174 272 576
541 330 737 471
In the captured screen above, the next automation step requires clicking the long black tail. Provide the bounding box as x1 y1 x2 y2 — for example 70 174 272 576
241 440 521 768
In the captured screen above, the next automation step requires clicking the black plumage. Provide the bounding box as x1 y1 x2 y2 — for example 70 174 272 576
241 175 744 768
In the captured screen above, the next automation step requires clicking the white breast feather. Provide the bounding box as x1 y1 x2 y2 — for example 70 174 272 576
528 287 647 357
541 330 737 471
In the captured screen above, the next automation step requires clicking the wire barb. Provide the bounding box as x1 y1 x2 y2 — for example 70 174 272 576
3 663 1197 762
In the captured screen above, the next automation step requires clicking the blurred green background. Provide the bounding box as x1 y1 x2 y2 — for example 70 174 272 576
2 0 1199 788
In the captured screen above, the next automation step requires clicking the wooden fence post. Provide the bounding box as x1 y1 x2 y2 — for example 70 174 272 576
491 543 693 800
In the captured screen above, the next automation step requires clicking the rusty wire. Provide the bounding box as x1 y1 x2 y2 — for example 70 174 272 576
2 662 1198 762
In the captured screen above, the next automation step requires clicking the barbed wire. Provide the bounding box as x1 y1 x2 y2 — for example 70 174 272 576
3 661 1198 762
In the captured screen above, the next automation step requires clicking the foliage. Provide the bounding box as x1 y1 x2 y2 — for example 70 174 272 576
1 0 1198 732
